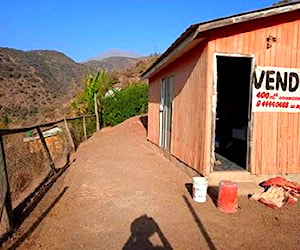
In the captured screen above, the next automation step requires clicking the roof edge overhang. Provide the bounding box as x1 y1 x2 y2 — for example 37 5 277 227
141 25 203 79
141 2 300 79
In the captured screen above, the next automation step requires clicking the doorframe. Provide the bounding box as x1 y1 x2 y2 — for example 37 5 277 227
211 52 255 172
159 80 165 147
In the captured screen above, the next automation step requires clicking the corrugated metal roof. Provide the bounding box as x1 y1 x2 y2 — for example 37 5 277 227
141 2 300 79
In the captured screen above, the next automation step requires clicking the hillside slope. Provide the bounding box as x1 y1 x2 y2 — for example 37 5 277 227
0 48 88 124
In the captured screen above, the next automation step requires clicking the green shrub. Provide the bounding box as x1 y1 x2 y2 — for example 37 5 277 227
71 70 117 116
103 83 148 126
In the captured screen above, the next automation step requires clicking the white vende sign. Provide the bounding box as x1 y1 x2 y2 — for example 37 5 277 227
252 66 300 112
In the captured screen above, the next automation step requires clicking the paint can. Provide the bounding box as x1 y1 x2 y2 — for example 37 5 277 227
192 177 208 202
217 181 238 213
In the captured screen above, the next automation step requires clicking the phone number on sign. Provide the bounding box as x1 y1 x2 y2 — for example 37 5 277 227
256 100 289 108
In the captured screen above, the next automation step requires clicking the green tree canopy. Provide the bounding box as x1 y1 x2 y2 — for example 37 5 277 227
71 70 118 116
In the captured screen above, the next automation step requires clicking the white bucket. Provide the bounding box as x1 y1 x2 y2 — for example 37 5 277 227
192 177 208 203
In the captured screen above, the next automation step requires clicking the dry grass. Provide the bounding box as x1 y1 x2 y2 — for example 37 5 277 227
3 134 46 200
2 118 96 202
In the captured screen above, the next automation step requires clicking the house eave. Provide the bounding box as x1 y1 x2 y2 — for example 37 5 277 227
142 34 206 79
194 2 300 36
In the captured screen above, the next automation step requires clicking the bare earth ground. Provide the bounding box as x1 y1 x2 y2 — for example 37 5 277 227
2 116 300 249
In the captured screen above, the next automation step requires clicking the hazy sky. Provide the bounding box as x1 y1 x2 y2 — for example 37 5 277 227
0 0 277 62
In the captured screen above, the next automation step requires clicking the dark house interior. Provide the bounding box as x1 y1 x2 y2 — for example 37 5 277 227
214 56 252 170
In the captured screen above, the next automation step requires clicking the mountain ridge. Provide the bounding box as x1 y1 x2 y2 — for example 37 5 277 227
83 49 142 62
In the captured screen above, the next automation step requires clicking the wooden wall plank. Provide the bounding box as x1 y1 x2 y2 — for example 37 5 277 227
261 24 281 174
203 44 213 175
296 18 300 171
286 19 298 173
268 25 278 174
290 17 300 173
247 23 259 174
280 21 292 174
261 26 272 174
274 22 285 174
147 78 160 144
253 25 265 175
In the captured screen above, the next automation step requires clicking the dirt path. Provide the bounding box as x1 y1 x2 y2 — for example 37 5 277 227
3 116 300 249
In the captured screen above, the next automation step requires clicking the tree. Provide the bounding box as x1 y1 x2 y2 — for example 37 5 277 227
71 69 118 126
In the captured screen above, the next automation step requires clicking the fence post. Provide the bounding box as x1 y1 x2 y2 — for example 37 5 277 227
64 118 75 151
94 94 100 131
0 135 14 230
36 127 56 173
83 116 87 140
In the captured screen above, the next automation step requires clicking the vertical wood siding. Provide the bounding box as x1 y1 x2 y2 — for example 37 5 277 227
147 78 160 144
207 11 300 174
148 43 209 174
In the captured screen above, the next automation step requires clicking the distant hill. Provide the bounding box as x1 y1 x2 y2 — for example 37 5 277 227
112 56 158 87
0 47 88 125
84 49 142 62
84 57 139 73
84 54 159 87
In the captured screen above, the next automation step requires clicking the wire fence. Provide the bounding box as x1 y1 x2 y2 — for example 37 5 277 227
0 115 97 236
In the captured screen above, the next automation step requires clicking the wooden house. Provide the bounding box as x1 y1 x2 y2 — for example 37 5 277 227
142 2 300 180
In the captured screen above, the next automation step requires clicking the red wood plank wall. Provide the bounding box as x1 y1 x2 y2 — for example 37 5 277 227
148 43 210 174
207 11 300 174
148 11 300 175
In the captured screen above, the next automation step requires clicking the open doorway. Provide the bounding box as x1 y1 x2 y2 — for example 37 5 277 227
214 55 253 171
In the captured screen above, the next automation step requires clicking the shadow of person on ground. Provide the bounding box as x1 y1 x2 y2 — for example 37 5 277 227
123 214 172 250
